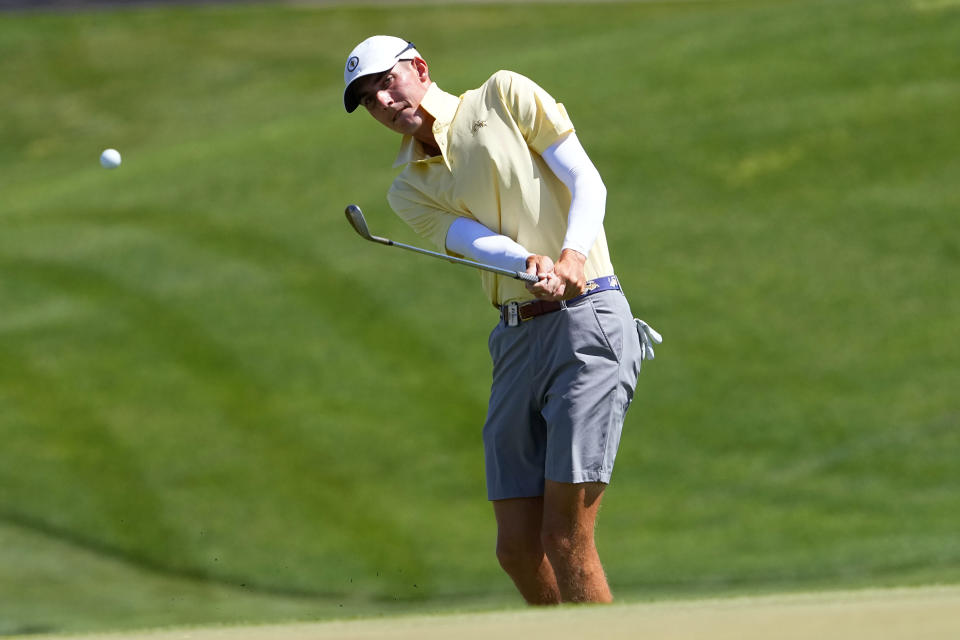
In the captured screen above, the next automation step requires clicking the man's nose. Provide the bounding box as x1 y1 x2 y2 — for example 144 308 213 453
375 89 392 109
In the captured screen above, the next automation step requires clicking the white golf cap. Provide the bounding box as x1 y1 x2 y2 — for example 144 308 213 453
343 35 421 113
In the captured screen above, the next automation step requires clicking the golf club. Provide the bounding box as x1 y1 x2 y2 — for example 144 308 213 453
344 204 539 283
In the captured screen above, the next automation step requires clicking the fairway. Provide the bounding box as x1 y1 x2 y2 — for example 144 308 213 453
15 587 960 640
2 0 959 635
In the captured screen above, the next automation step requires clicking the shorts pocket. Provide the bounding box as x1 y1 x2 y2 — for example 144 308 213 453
587 297 624 363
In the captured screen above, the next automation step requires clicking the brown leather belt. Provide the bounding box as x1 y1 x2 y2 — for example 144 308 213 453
498 276 622 327
516 299 565 321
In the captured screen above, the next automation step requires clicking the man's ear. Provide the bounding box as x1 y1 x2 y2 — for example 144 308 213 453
412 57 430 84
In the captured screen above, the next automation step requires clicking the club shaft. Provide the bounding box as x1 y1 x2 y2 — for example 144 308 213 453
383 238 538 283
345 204 537 283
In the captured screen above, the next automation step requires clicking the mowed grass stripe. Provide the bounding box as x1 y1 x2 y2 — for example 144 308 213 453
0 255 355 595
0 225 480 595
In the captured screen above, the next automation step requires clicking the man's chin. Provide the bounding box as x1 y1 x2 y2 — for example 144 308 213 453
394 115 422 135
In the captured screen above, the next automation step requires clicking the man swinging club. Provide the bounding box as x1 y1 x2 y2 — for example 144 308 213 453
342 35 661 604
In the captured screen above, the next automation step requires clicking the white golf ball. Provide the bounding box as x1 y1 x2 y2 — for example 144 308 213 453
100 148 122 169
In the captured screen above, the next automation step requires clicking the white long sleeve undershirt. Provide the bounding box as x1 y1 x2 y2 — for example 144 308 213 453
445 132 606 271
546 132 607 257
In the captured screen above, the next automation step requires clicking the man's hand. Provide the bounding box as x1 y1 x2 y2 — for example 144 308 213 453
525 254 565 300
525 250 587 301
553 249 587 301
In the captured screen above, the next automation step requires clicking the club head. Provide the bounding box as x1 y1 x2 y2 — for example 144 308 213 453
344 204 374 240
345 204 392 246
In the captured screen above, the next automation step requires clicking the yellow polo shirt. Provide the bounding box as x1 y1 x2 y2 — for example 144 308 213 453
387 70 615 306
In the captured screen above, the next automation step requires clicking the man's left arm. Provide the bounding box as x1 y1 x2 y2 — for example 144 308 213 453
536 131 607 301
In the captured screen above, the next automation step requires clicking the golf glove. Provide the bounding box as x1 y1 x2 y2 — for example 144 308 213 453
635 319 663 361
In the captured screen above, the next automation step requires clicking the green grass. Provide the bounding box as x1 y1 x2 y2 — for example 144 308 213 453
1 0 959 634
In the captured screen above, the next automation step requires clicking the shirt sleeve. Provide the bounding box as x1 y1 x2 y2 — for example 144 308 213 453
493 70 575 154
387 180 461 252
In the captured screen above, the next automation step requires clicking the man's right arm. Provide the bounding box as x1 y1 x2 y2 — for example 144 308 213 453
390 178 563 298
445 217 564 298
445 217 531 272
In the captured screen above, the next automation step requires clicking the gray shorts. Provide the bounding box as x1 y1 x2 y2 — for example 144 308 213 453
483 289 644 501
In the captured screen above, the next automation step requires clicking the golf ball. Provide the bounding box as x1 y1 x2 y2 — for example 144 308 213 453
100 148 122 169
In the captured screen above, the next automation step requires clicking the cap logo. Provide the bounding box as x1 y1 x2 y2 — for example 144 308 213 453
347 56 359 73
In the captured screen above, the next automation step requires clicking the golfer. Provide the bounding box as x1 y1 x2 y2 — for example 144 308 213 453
343 36 660 604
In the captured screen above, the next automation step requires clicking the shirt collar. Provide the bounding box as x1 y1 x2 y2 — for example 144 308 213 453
392 82 461 169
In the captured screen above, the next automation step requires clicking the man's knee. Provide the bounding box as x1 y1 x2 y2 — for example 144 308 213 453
539 526 582 563
496 534 544 574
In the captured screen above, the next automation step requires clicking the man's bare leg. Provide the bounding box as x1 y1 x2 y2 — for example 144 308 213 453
492 496 561 604
541 480 612 603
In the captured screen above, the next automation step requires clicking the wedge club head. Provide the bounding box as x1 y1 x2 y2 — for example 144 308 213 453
344 204 386 244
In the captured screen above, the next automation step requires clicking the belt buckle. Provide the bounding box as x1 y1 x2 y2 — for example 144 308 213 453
504 302 520 327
